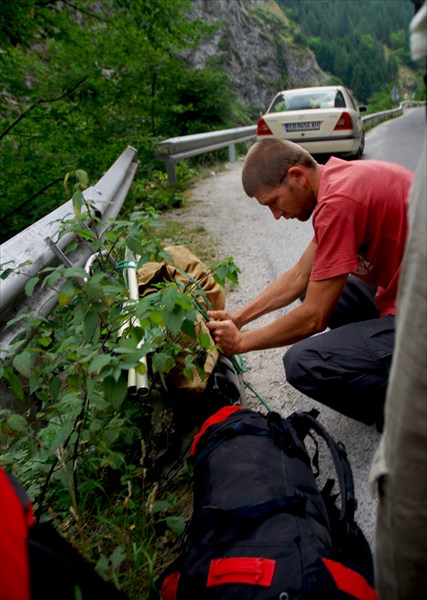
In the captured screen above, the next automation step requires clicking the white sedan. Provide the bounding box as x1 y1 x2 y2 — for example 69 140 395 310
257 86 367 159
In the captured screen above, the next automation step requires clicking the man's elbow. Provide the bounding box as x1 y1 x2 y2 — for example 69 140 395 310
305 314 328 336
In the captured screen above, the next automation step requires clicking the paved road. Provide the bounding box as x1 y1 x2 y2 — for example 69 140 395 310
363 106 425 171
176 106 426 549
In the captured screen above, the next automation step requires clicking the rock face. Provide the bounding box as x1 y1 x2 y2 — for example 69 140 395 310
187 0 328 113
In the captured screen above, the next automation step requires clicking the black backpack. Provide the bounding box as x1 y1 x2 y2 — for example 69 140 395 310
160 406 377 600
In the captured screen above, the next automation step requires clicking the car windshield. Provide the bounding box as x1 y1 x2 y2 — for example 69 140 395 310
269 90 345 112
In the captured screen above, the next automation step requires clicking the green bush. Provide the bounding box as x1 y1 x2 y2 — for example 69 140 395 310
0 199 239 597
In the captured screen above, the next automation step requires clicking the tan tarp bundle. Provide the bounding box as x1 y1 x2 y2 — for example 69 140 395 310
136 245 225 392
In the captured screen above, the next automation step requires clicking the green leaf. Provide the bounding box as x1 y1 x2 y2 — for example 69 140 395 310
24 277 39 297
181 318 196 339
162 308 183 336
7 413 28 432
75 169 89 188
95 555 110 579
126 236 145 257
89 354 114 374
4 368 24 401
72 190 84 219
84 310 99 342
58 279 76 305
62 279 76 296
89 394 109 411
50 422 74 453
0 268 15 280
166 515 186 538
49 376 62 400
152 499 173 514
37 336 52 348
199 332 214 349
212 258 240 286
109 546 126 571
152 352 175 375
13 352 34 378
44 268 64 289
162 286 179 311
63 267 88 281
101 376 128 410
183 367 194 381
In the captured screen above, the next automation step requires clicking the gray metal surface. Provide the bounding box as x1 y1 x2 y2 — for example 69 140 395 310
0 146 138 354
155 126 257 184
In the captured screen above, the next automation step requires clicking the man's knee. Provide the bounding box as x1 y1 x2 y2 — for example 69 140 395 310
283 343 307 388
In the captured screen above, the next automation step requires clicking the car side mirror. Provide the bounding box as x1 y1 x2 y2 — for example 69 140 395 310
359 105 367 112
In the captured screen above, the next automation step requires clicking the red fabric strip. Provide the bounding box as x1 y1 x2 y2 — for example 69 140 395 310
322 557 377 600
191 405 242 456
207 557 276 588
161 571 180 600
0 468 31 600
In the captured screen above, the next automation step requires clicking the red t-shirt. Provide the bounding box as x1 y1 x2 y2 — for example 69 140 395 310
311 158 413 316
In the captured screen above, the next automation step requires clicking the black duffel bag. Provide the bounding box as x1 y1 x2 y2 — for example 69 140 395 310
160 406 376 600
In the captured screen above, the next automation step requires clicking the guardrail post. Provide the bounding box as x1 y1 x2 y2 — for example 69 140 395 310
228 143 236 163
165 159 176 186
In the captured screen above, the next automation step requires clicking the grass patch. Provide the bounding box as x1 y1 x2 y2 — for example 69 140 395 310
158 215 218 265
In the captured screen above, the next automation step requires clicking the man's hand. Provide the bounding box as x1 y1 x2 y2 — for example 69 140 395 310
207 310 243 355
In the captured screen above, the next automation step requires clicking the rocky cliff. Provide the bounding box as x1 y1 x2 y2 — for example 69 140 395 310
187 0 329 114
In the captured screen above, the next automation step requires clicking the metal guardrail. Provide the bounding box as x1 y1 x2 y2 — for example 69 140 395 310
0 146 139 355
155 126 257 184
363 106 402 125
155 101 426 184
362 101 424 127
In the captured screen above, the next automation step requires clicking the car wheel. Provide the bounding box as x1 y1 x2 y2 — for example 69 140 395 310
353 132 365 160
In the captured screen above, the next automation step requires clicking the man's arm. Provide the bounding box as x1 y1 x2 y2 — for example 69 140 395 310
207 273 348 355
209 241 317 329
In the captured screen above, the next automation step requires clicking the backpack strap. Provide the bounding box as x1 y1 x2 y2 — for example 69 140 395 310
267 410 311 466
188 493 307 546
202 491 307 521
288 411 357 524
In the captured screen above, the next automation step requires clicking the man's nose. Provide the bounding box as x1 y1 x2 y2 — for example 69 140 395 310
269 206 282 220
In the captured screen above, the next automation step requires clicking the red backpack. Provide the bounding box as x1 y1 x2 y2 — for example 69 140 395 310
0 468 33 600
0 466 128 600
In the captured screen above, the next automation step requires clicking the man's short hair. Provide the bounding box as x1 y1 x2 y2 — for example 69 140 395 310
242 138 317 197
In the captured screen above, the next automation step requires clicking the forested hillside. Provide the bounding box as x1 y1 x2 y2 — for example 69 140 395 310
0 0 422 242
278 0 420 102
0 0 247 242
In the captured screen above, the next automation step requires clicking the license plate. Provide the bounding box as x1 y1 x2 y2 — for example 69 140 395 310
285 121 320 132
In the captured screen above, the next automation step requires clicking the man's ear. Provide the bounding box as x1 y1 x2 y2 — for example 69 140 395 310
287 166 305 182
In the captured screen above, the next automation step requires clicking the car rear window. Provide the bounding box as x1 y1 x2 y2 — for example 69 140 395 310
269 90 345 112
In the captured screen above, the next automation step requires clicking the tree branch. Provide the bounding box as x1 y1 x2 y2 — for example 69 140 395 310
0 76 88 142
59 0 110 22
1 177 63 220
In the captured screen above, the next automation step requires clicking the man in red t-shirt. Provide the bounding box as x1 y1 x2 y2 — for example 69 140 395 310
207 138 414 429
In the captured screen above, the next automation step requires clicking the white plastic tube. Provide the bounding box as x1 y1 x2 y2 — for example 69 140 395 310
125 258 149 396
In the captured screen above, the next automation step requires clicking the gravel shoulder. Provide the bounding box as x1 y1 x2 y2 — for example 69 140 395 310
170 159 381 547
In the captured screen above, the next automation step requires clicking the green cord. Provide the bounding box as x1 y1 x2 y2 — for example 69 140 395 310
241 378 274 413
228 354 273 413
115 260 137 271
229 353 247 374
